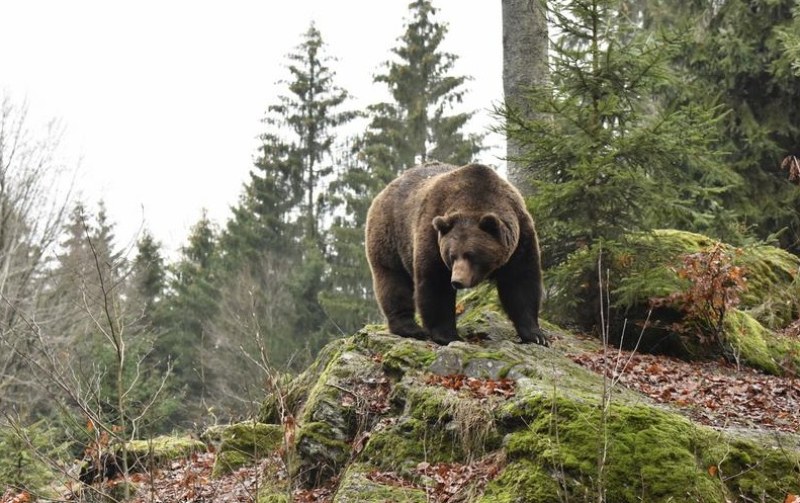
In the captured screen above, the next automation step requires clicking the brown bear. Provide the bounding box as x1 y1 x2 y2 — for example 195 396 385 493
365 162 547 346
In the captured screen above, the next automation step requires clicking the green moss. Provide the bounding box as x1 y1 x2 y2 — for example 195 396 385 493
354 326 396 350
737 244 800 328
256 474 291 503
275 337 355 422
211 422 283 477
406 381 502 455
382 340 437 375
363 379 503 473
726 310 800 375
725 311 781 374
254 457 292 502
200 424 226 445
213 450 251 477
123 435 205 470
297 421 350 451
222 422 283 452
362 417 461 474
549 229 800 372
466 350 518 362
702 437 800 499
292 421 351 485
300 346 375 426
557 230 800 321
494 393 800 501
334 463 427 503
257 493 290 503
500 395 726 501
455 285 527 343
457 284 502 320
478 459 562 503
250 303 800 500
404 384 454 422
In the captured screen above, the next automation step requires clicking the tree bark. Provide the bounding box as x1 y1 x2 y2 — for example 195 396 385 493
502 0 549 195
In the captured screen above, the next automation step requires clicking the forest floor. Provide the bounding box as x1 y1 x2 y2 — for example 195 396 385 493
2 333 800 503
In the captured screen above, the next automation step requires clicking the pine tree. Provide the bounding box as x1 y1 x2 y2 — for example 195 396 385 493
505 0 740 267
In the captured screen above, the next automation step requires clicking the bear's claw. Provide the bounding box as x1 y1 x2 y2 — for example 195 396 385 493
520 328 549 347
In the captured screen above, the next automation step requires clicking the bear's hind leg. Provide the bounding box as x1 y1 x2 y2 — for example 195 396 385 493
373 265 427 340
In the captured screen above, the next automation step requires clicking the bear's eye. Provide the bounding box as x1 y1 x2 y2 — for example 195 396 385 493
463 251 474 262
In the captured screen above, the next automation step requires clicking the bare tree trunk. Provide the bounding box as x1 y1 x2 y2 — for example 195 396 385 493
502 0 549 195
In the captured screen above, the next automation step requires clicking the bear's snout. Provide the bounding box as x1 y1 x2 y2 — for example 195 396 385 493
450 259 474 290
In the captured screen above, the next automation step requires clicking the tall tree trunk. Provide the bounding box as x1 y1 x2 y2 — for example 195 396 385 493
502 0 549 195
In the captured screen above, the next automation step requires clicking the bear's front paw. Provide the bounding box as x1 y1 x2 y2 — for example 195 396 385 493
520 328 549 347
429 329 460 346
389 319 428 340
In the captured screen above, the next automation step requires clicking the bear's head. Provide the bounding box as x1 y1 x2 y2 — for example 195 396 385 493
432 211 517 290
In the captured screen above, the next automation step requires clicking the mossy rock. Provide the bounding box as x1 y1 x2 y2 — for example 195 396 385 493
381 338 437 375
488 394 800 501
257 338 357 425
477 458 563 503
292 421 352 487
211 422 283 477
121 435 205 471
363 376 504 475
361 416 459 475
548 229 800 373
726 310 800 375
278 307 800 501
333 463 427 503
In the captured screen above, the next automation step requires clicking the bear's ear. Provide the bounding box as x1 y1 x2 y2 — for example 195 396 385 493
479 213 507 243
432 215 453 235
479 213 501 235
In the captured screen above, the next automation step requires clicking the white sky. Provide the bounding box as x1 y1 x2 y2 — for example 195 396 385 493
1 1 504 257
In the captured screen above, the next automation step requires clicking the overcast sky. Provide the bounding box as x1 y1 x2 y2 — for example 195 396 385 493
1 1 504 257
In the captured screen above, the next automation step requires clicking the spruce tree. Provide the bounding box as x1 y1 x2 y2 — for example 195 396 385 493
365 0 482 173
266 22 357 246
505 0 740 267
156 211 219 421
681 0 800 251
217 23 355 371
129 230 166 320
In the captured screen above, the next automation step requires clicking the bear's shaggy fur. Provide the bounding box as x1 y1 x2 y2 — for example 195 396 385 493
365 162 546 345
